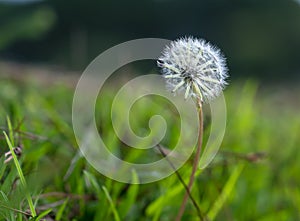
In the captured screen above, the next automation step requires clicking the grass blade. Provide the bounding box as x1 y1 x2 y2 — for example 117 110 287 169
0 156 7 180
6 116 15 147
55 198 69 221
35 209 52 221
207 163 245 220
3 131 37 217
118 169 139 219
102 186 121 221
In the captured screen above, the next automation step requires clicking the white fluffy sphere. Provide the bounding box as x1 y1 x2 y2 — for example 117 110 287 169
157 37 228 102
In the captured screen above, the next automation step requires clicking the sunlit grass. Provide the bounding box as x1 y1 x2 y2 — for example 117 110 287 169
0 77 299 220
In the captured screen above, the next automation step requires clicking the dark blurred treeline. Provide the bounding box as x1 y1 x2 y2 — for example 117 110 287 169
0 0 300 80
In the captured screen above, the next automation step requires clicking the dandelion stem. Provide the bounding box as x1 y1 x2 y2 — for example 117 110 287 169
176 98 204 221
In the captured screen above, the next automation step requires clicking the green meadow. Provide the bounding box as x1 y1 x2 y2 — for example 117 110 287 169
0 74 299 220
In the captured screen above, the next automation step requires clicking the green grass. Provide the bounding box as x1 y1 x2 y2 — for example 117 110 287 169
0 76 299 221
3 130 36 218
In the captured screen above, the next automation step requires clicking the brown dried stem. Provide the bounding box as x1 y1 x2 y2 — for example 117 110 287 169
176 98 204 221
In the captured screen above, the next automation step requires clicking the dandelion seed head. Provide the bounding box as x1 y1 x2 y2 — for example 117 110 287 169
157 37 228 102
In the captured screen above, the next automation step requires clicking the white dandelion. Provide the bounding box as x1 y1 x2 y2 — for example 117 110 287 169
157 37 229 220
157 37 228 103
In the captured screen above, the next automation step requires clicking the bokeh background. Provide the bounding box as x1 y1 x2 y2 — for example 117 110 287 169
0 1 300 221
1 0 300 79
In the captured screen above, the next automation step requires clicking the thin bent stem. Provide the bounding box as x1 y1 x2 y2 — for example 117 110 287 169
0 203 31 216
156 144 201 217
176 98 204 221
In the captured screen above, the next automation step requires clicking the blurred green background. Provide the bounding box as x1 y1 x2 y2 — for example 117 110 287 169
0 1 300 221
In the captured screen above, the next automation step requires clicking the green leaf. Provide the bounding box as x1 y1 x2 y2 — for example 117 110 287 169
118 169 139 219
102 186 121 221
0 191 15 221
83 170 101 195
207 163 245 220
6 116 15 147
0 156 7 180
34 209 52 221
55 198 69 221
3 131 36 217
